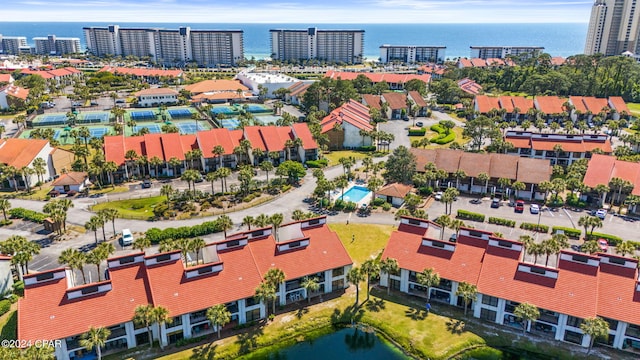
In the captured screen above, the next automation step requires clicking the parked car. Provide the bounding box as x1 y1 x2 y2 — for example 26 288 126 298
434 191 443 201
121 229 134 246
529 204 540 214
595 209 607 220
142 178 152 188
194 174 204 183
416 121 424 127
597 238 609 252
491 198 500 208
515 200 525 213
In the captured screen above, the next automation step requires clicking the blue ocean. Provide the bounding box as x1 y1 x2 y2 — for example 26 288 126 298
0 22 588 60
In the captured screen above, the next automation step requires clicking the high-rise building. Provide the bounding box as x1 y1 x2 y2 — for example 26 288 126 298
0 35 28 55
270 28 364 64
469 46 544 60
585 0 640 56
33 35 81 55
83 25 244 66
379 45 446 64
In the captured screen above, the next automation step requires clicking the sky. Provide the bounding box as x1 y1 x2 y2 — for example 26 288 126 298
1 0 593 23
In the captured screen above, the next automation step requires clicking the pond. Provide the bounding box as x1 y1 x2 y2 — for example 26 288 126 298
241 327 411 359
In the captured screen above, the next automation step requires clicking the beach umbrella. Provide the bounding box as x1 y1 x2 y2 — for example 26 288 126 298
64 126 72 132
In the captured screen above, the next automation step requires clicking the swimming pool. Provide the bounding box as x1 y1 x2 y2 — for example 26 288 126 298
339 186 372 203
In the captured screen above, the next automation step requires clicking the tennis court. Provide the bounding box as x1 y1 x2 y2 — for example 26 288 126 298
211 106 237 115
130 110 157 121
33 114 67 126
246 104 272 113
80 112 110 124
175 122 210 134
168 109 193 119
255 115 281 125
134 124 162 134
89 127 110 138
220 118 240 129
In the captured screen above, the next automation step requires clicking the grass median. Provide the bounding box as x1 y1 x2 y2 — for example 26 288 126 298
91 195 163 220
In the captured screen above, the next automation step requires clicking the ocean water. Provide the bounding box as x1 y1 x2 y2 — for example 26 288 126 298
0 22 588 59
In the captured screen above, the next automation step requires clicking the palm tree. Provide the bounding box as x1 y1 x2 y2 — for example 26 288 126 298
0 199 10 221
269 213 284 241
361 259 379 301
347 266 365 306
434 215 451 240
580 317 609 354
476 172 490 195
124 149 139 179
379 258 399 295
160 184 174 202
59 248 87 285
133 304 155 348
616 241 636 257
254 281 277 317
211 145 225 170
32 157 47 185
218 214 233 237
417 268 440 302
207 304 232 339
84 216 102 245
259 160 274 188
254 214 270 228
578 215 602 239
103 161 118 188
168 157 182 177
205 172 218 194
216 167 231 193
455 281 477 316
581 240 601 255
151 306 172 351
87 242 115 281
133 237 151 253
190 237 206 265
149 156 163 178
513 302 540 334
80 326 111 360
242 215 255 230
301 276 320 304
100 208 119 237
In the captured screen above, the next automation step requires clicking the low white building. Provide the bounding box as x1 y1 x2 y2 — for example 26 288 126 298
236 69 311 98
51 172 90 194
0 138 54 189
134 88 179 107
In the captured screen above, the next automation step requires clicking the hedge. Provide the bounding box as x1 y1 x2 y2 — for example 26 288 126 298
551 226 581 239
457 209 485 222
306 159 329 168
145 220 223 244
585 232 623 246
488 217 516 228
520 222 549 233
358 146 376 152
430 124 446 133
430 132 456 144
9 208 46 223
0 299 10 317
408 128 426 136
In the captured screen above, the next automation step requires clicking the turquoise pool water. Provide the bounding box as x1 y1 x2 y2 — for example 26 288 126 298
244 327 409 360
339 185 371 203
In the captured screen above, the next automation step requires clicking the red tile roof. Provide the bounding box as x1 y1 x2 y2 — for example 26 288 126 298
0 138 48 168
51 172 87 186
248 219 352 281
1 85 29 100
408 91 427 107
470 58 487 67
597 260 640 324
376 183 412 198
321 100 374 134
550 57 566 66
474 95 501 114
534 96 566 115
18 263 153 342
287 82 311 97
582 97 609 113
361 94 381 110
506 133 612 154
184 80 248 95
105 133 194 165
583 154 640 196
608 96 630 114
382 92 407 110
458 58 473 68
477 250 599 319
291 123 318 150
197 128 241 156
569 96 587 113
0 74 12 83
511 96 534 113
324 71 431 85
458 78 482 95
134 88 179 96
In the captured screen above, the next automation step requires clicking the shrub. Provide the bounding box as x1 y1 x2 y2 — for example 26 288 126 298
344 201 357 212
9 208 46 223
430 132 456 144
372 198 385 206
145 220 223 244
306 159 329 168
430 124 446 133
519 222 549 233
0 220 12 227
551 226 581 239
131 203 144 210
418 187 433 196
333 199 345 210
488 217 516 227
457 210 485 222
382 202 392 211
0 300 10 317
408 128 426 136
585 232 623 246
12 281 24 297
358 146 376 152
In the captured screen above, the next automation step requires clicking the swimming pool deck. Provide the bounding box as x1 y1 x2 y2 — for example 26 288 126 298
332 182 373 206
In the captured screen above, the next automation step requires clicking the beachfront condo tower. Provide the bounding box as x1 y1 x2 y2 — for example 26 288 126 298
585 0 640 56
270 28 364 64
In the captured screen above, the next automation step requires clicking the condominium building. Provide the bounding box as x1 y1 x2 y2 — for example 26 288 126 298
585 0 640 56
379 45 446 64
33 35 81 55
470 46 544 60
0 35 28 55
270 28 364 64
83 25 244 66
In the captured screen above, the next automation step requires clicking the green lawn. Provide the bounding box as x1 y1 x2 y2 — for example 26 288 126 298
411 126 468 149
0 309 17 341
627 102 640 116
322 151 370 167
91 195 164 220
329 223 394 266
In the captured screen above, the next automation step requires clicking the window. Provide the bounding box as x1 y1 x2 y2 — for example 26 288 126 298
288 241 301 248
156 254 172 263
36 272 54 281
332 267 344 277
564 330 583 344
626 324 640 338
481 295 499 307
226 301 238 314
468 230 485 238
197 267 212 275
431 241 445 248
226 240 240 248
119 256 135 265
408 218 421 225
566 315 583 328
435 278 452 291
332 278 344 290
530 267 546 275
505 301 519 314
497 240 513 248
572 254 589 263
251 230 264 237
480 308 497 322
245 308 262 322
609 256 626 265
81 285 99 295
245 296 258 307
408 271 417 283
308 218 320 225
170 315 183 327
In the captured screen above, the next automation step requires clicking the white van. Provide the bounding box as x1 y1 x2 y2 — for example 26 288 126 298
121 229 133 246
